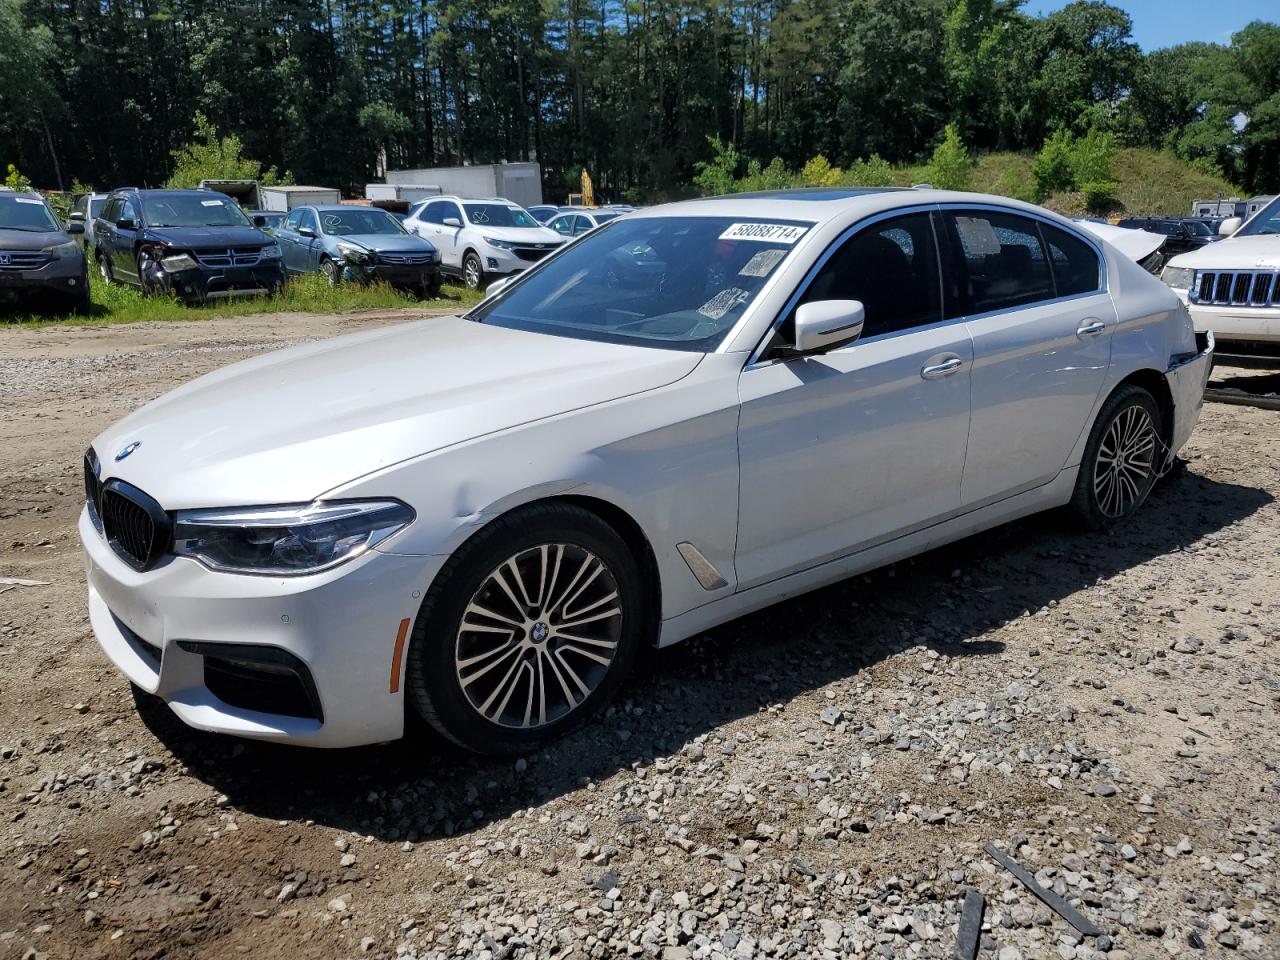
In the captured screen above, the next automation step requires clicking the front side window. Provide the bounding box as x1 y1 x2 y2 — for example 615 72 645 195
0 196 60 231
297 209 318 233
1237 196 1280 236
942 210 1054 315
795 211 941 340
470 216 808 352
141 194 251 228
120 199 138 223
549 216 574 237
464 204 538 228
283 209 303 230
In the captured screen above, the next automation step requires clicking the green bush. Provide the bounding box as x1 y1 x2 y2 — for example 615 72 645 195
1032 127 1116 212
799 155 842 187
843 154 894 187
167 113 291 189
926 125 972 191
692 135 741 196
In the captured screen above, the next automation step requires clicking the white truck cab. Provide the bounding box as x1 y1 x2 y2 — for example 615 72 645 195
1161 196 1280 367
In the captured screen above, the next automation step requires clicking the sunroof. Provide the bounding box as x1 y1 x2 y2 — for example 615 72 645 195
726 187 908 201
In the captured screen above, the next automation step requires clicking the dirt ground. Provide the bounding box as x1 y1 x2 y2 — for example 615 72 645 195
0 311 1277 960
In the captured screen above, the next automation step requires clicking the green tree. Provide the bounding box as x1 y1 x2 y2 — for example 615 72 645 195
927 124 972 190
166 114 290 188
693 136 742 196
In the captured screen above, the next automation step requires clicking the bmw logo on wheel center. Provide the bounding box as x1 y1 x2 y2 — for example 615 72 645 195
114 441 141 461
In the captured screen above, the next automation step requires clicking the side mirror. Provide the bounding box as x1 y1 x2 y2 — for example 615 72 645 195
66 221 85 235
69 211 85 222
1218 217 1242 237
486 276 515 297
793 299 865 354
298 226 316 238
443 217 461 227
252 214 267 228
117 218 138 230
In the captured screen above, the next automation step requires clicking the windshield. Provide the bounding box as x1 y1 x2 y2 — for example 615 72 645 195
319 209 407 236
0 195 60 232
142 194 252 228
1237 197 1280 237
464 204 539 228
89 198 106 218
1184 220 1213 236
470 216 809 352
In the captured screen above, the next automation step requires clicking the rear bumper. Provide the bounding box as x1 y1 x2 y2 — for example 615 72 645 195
1165 330 1214 455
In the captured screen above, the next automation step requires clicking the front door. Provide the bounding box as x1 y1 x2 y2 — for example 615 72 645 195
735 210 973 587
937 209 1114 507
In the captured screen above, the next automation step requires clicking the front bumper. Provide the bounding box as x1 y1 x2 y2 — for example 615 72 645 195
1179 293 1280 345
163 262 286 302
0 257 87 300
1165 329 1214 455
345 260 440 289
81 506 440 748
481 245 558 276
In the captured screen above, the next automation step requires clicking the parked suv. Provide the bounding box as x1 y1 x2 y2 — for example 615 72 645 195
93 189 285 304
403 196 563 289
0 190 90 311
1116 217 1218 258
68 191 110 252
1161 195 1280 367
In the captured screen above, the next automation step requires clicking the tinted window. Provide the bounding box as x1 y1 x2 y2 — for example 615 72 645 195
298 209 318 233
1041 223 1101 297
423 201 446 225
797 212 941 340
0 196 60 231
89 198 105 218
120 199 138 223
101 198 120 222
943 211 1054 315
550 216 574 236
283 209 303 230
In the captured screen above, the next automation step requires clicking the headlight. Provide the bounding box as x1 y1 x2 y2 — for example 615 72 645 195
173 500 414 575
161 253 198 273
44 240 81 260
483 237 515 251
1161 266 1195 291
259 242 282 261
336 243 370 263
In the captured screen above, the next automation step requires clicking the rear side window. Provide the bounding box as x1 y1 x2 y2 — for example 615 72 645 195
942 211 1054 316
1041 223 1101 297
797 211 942 340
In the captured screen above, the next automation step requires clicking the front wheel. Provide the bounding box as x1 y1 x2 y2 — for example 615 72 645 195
1070 384 1163 530
405 503 646 755
136 248 167 296
321 258 342 286
462 251 484 291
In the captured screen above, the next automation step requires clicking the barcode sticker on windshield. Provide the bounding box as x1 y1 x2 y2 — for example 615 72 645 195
200 200 223 207
14 197 41 205
739 248 787 277
697 287 751 320
718 223 807 244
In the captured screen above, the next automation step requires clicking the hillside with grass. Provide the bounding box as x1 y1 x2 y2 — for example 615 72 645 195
891 148 1244 218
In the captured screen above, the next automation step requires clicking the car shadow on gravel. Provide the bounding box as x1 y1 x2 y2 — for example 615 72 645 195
134 470 1271 842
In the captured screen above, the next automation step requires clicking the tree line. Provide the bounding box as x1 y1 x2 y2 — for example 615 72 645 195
0 0 1276 201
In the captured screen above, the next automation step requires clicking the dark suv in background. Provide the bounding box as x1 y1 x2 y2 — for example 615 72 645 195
1115 217 1220 258
0 190 90 312
93 189 285 304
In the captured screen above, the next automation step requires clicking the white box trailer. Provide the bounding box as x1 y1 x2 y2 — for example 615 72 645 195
384 162 542 208
366 183 442 205
199 180 262 209
259 185 341 212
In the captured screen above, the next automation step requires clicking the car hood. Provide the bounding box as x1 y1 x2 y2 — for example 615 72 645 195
142 225 270 249
333 234 437 254
1166 233 1280 270
472 225 563 245
0 229 73 251
91 316 702 508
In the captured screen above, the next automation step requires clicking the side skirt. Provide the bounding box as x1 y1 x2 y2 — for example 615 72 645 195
656 467 1078 648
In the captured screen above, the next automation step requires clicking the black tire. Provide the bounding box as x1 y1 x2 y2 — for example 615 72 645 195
136 248 165 296
405 502 646 756
322 258 342 286
96 250 114 286
425 274 443 299
69 282 91 315
462 251 484 291
1070 384 1164 530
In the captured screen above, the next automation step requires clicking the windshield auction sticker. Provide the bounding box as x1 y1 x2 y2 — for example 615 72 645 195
718 223 808 244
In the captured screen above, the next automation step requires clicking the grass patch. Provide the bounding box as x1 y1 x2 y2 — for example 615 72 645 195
2 272 484 328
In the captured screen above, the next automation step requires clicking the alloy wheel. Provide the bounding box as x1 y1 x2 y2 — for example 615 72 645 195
464 256 481 289
455 543 623 729
1093 404 1157 518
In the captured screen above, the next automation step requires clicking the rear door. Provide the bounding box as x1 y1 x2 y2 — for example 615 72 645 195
939 208 1114 507
275 209 305 273
111 197 141 281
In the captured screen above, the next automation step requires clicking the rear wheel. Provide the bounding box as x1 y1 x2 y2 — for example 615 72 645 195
462 251 484 291
96 250 114 286
405 503 645 755
1070 384 1163 530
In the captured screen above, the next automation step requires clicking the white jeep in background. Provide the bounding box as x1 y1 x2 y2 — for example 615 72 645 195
1162 195 1280 367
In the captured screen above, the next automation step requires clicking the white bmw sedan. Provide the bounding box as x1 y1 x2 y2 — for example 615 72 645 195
81 188 1213 755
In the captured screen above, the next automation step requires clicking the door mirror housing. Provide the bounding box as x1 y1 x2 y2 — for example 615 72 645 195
793 299 866 354
486 276 515 297
443 217 462 227
69 211 85 222
298 226 316 238
66 221 85 235
251 214 267 228
117 217 138 231
1219 217 1242 237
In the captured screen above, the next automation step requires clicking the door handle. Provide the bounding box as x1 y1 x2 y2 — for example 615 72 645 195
1076 319 1106 337
921 355 963 379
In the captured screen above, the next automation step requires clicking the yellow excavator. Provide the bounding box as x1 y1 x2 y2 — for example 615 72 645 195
567 169 594 207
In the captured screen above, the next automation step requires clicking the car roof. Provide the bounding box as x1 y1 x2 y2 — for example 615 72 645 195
630 187 1062 227
1 191 46 202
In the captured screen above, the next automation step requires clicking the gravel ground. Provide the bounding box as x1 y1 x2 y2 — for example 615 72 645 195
0 313 1278 960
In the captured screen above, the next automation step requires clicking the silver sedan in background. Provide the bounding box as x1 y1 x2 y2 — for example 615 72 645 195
81 188 1211 755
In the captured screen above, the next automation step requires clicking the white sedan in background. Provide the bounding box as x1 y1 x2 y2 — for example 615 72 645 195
81 188 1212 755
